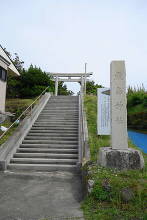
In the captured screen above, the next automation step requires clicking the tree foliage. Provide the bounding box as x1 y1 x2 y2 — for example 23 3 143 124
5 49 73 98
86 81 103 95
127 85 147 130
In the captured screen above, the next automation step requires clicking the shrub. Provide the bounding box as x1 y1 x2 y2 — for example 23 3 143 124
127 112 147 130
127 92 144 107
143 94 147 107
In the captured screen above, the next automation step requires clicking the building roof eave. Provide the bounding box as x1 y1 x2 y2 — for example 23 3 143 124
0 45 20 76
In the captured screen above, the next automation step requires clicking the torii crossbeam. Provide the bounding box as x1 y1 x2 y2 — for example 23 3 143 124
47 72 93 96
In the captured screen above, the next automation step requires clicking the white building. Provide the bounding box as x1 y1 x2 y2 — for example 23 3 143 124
0 45 20 112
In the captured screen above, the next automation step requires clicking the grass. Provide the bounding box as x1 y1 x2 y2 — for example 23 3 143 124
0 98 34 146
6 98 35 116
82 95 147 220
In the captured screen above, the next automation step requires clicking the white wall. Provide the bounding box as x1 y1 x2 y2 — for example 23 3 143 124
0 80 6 112
0 60 7 112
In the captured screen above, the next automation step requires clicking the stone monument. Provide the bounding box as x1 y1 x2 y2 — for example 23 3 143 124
98 61 144 170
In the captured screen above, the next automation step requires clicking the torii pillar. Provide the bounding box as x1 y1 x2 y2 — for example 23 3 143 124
55 76 58 96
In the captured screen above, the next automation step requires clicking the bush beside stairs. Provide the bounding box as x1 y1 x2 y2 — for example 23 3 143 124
8 96 79 172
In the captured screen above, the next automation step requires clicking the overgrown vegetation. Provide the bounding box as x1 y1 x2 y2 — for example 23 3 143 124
5 98 35 120
127 85 147 131
82 95 147 220
0 98 34 146
0 120 18 146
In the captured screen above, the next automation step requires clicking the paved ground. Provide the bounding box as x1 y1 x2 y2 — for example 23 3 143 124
0 171 84 220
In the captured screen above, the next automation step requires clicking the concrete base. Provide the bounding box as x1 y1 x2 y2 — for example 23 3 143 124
98 147 144 170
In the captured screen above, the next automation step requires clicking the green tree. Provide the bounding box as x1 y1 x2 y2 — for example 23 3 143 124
19 65 54 97
7 64 73 98
4 47 78 97
86 81 103 95
58 82 73 95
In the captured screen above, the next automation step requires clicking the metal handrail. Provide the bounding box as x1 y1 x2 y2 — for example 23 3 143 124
0 86 50 140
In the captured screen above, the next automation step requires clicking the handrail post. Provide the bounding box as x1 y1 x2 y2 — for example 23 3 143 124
55 76 58 96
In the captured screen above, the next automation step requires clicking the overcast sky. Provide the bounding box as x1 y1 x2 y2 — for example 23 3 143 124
1 0 147 93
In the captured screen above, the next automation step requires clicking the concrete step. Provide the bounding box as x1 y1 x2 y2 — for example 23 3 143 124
35 120 78 123
34 123 78 126
49 102 78 103
31 127 78 131
20 144 78 149
33 122 78 125
17 148 78 154
27 133 78 137
41 111 78 113
47 98 78 100
38 115 78 117
49 99 78 100
22 140 78 144
34 122 78 125
41 112 78 115
36 118 78 121
33 122 78 129
44 109 78 111
44 106 78 108
38 115 78 118
14 153 78 159
38 114 78 116
44 108 78 111
45 107 78 109
49 100 78 102
10 158 77 165
37 116 78 122
7 164 77 172
37 118 78 121
25 136 78 140
44 106 78 109
30 128 78 132
46 100 78 102
45 104 78 105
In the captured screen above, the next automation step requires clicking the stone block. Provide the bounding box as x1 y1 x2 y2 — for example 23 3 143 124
110 61 128 150
98 147 144 170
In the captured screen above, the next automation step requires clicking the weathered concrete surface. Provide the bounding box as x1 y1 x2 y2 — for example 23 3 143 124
0 171 84 220
98 147 144 170
110 61 128 150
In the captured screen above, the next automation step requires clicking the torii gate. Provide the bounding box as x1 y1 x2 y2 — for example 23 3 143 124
47 72 93 96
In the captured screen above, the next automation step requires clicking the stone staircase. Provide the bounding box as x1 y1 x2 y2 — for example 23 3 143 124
7 96 79 172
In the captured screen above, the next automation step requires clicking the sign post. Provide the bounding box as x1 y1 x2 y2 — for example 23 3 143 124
97 88 110 135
